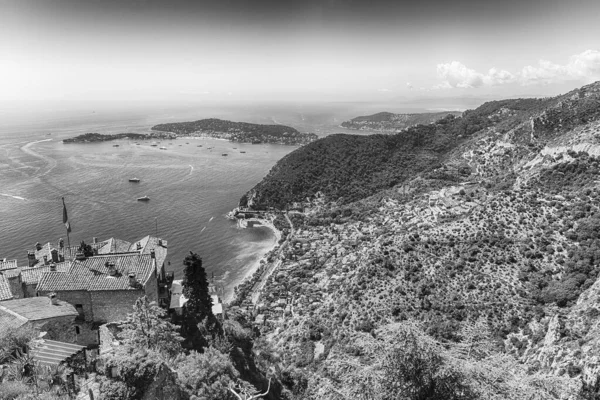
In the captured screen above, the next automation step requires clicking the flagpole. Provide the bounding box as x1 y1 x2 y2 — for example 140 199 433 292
62 197 71 252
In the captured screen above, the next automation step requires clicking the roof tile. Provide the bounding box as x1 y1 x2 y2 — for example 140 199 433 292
0 274 14 301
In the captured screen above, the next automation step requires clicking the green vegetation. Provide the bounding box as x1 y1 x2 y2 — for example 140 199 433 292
62 132 174 143
151 118 318 145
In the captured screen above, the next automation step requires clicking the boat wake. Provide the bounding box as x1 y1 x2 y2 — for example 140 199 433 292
209 216 214 222
189 164 194 175
1 194 26 201
200 226 207 233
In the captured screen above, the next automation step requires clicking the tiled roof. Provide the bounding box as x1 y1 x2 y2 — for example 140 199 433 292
0 274 14 301
95 238 132 254
130 236 168 268
0 259 18 271
30 339 86 367
0 297 78 326
38 254 156 293
21 262 71 285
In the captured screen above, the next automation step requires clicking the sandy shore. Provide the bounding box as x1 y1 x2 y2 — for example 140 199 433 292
224 216 281 303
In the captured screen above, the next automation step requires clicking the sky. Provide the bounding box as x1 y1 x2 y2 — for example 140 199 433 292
1 0 600 111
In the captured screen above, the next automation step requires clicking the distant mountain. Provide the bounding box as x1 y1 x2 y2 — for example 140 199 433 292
340 111 463 132
151 118 317 145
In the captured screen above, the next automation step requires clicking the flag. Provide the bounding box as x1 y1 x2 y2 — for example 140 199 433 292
62 197 72 233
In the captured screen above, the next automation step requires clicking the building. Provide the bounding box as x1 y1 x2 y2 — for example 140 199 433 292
20 261 71 298
0 296 80 344
169 279 224 319
0 274 14 301
0 259 22 300
37 251 168 324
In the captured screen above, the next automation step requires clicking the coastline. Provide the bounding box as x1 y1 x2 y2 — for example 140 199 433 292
224 216 282 303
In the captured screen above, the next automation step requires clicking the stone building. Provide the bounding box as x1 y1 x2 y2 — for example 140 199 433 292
37 251 168 324
20 261 71 297
0 296 81 344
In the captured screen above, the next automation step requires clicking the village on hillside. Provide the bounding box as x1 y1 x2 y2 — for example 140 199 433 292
0 235 226 394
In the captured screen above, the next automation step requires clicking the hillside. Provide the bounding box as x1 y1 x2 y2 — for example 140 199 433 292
62 132 175 143
151 118 318 145
231 81 600 398
340 110 463 132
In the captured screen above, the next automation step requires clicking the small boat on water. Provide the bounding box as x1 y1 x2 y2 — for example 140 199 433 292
113 144 119 147
160 147 167 150
240 151 246 153
150 142 158 147
222 153 228 156
129 177 140 183
137 196 150 201
197 145 202 147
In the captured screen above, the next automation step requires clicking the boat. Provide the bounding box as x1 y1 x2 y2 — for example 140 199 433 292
128 177 140 183
240 151 246 153
137 196 150 201
197 145 203 147
222 153 228 156
160 147 167 150
150 142 158 147
113 144 119 147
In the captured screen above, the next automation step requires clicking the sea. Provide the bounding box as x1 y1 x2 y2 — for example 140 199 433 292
0 99 455 300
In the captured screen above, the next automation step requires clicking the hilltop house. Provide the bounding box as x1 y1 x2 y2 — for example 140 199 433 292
169 279 224 319
37 251 168 325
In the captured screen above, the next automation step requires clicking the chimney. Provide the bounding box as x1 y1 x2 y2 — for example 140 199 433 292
58 238 64 249
150 249 156 259
35 242 42 251
50 263 57 272
92 237 98 244
43 255 49 266
49 292 58 305
51 249 59 263
27 251 37 268
136 242 142 250
75 251 86 261
128 272 137 286
106 261 117 276
158 239 162 246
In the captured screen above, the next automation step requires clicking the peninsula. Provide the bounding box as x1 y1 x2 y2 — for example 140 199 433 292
151 118 318 145
341 110 463 132
63 132 176 143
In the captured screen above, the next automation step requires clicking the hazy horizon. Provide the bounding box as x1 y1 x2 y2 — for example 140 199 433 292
1 0 600 115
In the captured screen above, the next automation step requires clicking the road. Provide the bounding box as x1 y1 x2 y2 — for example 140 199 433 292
251 213 294 305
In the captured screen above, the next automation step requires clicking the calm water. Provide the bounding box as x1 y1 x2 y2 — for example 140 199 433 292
0 101 428 298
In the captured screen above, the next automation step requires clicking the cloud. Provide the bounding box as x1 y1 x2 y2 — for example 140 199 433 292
521 50 600 85
434 50 600 89
435 61 515 89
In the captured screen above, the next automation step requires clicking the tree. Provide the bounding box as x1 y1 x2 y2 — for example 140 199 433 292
176 347 241 400
78 241 94 257
182 252 213 321
182 252 218 348
118 296 183 357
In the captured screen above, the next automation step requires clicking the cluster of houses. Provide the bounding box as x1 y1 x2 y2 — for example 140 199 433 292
0 235 224 369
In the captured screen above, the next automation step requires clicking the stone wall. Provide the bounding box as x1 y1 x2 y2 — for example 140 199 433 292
23 283 38 298
7 275 23 299
39 290 95 322
144 270 159 304
32 316 77 344
90 290 144 323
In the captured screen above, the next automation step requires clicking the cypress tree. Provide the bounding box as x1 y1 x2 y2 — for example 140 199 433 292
182 252 213 321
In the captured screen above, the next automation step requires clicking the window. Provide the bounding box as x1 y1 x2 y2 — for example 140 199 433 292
75 304 84 318
75 326 80 335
